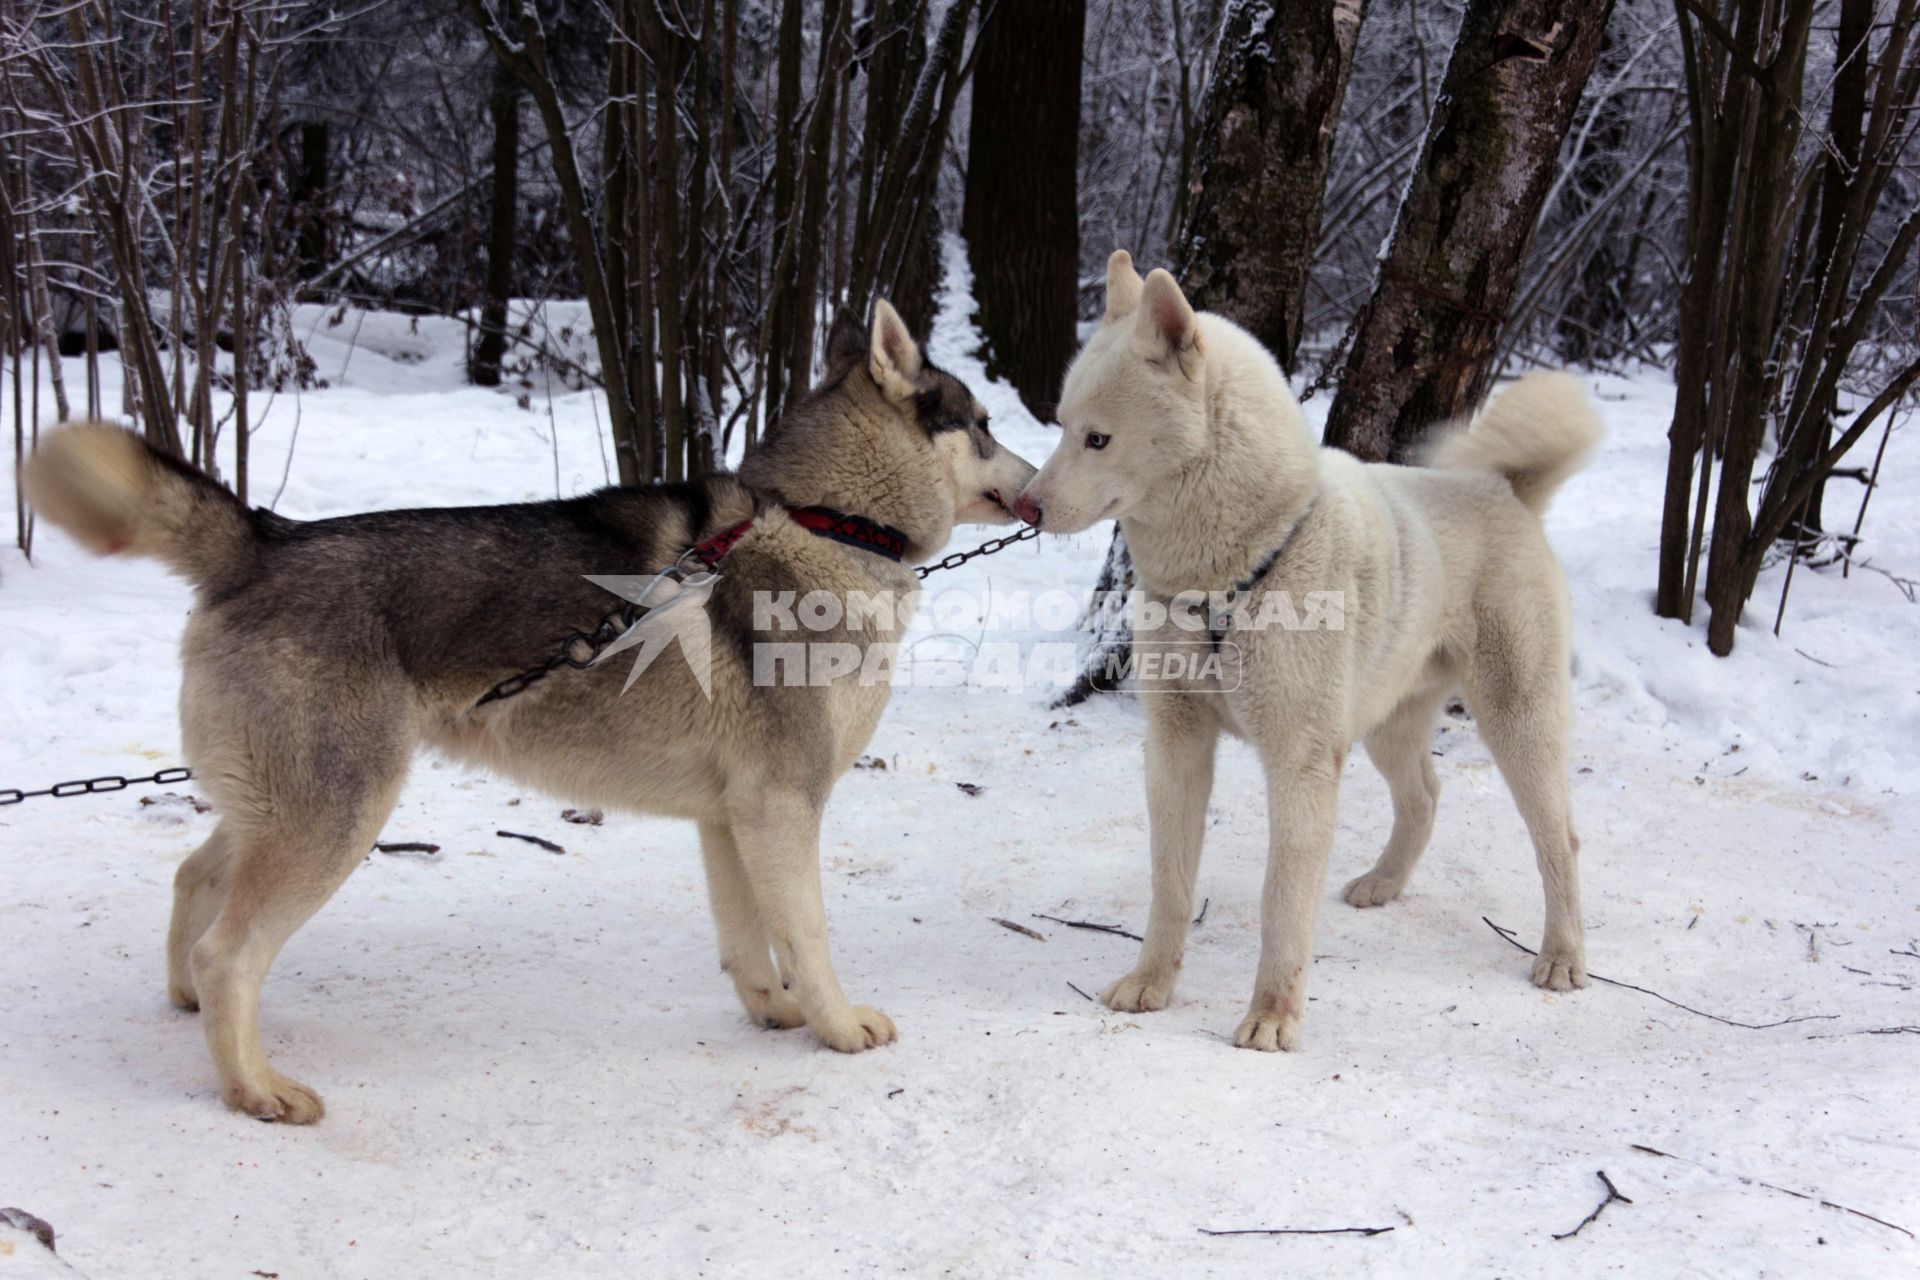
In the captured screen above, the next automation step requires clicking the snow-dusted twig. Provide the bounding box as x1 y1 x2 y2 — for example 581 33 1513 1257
992 918 1046 942
496 829 565 854
374 841 441 857
1552 1170 1632 1240
1632 1145 1914 1239
1033 914 1143 942
1481 918 1836 1030
1066 981 1094 1002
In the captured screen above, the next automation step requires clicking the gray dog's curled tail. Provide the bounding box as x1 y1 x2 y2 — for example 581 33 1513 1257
24 423 254 588
1427 371 1602 516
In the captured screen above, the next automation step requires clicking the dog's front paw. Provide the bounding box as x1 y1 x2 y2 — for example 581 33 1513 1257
1232 1007 1302 1053
738 981 807 1030
813 1004 897 1053
225 1070 325 1124
1530 943 1589 992
1341 871 1405 908
1101 970 1174 1012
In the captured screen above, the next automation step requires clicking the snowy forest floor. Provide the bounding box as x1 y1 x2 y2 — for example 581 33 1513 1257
3 260 1918 1276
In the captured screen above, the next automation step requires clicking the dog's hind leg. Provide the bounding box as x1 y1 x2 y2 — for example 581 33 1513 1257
699 819 805 1030
1343 686 1447 908
1464 652 1588 992
727 784 895 1053
167 823 235 1010
1103 695 1218 1013
188 730 407 1123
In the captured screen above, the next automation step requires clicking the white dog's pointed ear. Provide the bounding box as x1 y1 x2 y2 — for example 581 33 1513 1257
1104 250 1144 326
869 298 924 401
1132 268 1201 373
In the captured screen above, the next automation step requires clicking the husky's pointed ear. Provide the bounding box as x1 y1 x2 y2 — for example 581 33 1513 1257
1132 268 1201 375
825 306 866 375
869 298 924 401
1103 250 1144 326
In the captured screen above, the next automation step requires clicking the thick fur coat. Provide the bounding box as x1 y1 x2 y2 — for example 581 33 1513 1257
24 302 1037 1121
1016 253 1599 1051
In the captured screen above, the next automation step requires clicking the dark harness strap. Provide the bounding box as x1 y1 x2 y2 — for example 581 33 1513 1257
1210 500 1318 649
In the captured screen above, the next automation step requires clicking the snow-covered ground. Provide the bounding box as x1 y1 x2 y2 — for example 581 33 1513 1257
3 260 1917 1276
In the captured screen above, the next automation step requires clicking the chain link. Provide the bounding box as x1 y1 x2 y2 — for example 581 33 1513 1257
475 598 650 706
915 523 1040 579
1 766 194 807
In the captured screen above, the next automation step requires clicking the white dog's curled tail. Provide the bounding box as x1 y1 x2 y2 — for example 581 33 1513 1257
24 422 255 589
1427 371 1602 516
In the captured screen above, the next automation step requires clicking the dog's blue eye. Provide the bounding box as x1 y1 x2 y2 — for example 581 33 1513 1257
1086 432 1110 451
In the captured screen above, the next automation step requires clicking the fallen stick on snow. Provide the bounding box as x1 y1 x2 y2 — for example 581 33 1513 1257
1032 913 1143 942
374 841 441 856
1066 981 1094 1002
1631 1144 1913 1239
497 829 566 854
1198 1225 1393 1239
992 917 1046 941
1481 917 1837 1030
1552 1170 1632 1240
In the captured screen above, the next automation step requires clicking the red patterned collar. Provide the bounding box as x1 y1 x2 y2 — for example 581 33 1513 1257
691 505 909 568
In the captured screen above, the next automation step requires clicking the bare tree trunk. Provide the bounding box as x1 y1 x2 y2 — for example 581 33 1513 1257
961 0 1084 416
762 0 805 424
25 224 69 424
1780 0 1869 541
2 137 27 555
852 0 924 293
291 120 329 282
1322 0 1616 462
1176 0 1367 373
688 0 719 477
468 0 633 471
653 25 687 481
1655 0 1747 620
52 4 182 455
710 0 738 461
846 0 975 330
784 0 851 405
471 62 518 388
876 0 976 334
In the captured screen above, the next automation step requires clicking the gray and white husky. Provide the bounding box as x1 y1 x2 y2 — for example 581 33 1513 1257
26 301 1037 1121
1015 253 1599 1052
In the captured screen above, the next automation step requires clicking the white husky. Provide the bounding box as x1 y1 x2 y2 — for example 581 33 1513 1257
1014 252 1600 1051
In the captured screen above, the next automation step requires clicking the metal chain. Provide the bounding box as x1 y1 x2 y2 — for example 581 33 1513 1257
1 766 194 807
475 597 648 706
478 543 717 707
915 523 1040 579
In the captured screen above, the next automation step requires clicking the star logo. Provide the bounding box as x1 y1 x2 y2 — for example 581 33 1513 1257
582 568 721 698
